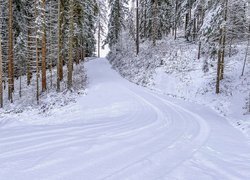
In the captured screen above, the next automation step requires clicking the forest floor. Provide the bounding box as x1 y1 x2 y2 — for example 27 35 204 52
0 58 250 179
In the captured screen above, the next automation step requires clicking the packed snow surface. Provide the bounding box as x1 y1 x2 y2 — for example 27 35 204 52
0 58 250 180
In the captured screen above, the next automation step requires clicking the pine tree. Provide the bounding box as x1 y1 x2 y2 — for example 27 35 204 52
105 0 128 49
0 0 98 107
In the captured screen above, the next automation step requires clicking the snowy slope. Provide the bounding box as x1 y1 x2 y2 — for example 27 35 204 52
0 59 87 117
108 36 250 137
0 58 250 180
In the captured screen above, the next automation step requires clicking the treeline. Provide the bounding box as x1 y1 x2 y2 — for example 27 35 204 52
106 0 250 93
0 0 107 107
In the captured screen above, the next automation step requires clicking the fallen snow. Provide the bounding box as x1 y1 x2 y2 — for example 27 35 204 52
108 35 250 137
0 58 250 179
0 59 87 126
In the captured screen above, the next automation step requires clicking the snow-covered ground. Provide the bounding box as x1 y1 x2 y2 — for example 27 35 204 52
0 58 250 179
108 35 250 137
0 60 87 127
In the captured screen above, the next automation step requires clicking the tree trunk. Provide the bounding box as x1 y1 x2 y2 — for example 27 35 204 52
41 0 47 92
0 33 3 108
49 1 53 88
136 0 139 54
220 0 228 80
216 28 223 94
143 1 146 38
152 0 158 46
35 2 40 104
67 0 74 90
0 1 3 108
57 0 63 92
198 41 201 60
174 0 178 40
98 21 101 58
8 0 14 103
185 13 189 32
185 13 189 40
27 23 32 86
19 75 21 98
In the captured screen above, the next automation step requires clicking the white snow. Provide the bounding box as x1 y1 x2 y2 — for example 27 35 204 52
108 34 250 137
0 58 250 179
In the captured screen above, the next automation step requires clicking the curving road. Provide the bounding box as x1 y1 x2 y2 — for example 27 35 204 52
0 58 250 180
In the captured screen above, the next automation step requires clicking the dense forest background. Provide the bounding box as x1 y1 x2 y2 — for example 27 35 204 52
0 0 107 108
106 0 250 118
0 0 249 118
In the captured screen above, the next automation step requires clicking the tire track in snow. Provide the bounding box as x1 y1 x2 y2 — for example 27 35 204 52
98 88 210 180
21 86 181 179
0 92 145 150
42 88 191 180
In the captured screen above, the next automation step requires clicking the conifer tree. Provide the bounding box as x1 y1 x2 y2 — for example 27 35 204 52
105 0 128 48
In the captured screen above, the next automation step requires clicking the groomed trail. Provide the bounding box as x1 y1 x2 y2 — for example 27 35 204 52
0 58 250 180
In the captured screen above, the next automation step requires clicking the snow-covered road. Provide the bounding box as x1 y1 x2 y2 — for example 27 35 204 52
0 58 250 180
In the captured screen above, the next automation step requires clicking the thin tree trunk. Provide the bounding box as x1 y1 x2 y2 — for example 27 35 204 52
198 41 201 60
49 1 53 88
136 0 139 54
174 0 178 40
19 75 21 98
35 2 40 104
98 21 101 58
185 13 189 40
36 48 40 104
216 28 223 94
8 0 14 103
68 0 74 90
57 0 63 91
81 37 85 61
185 13 189 32
152 0 158 46
0 33 3 108
41 0 47 92
143 1 146 38
0 1 3 108
220 0 228 80
27 23 32 86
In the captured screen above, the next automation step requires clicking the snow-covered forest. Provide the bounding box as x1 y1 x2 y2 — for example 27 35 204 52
0 0 250 179
107 0 250 134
